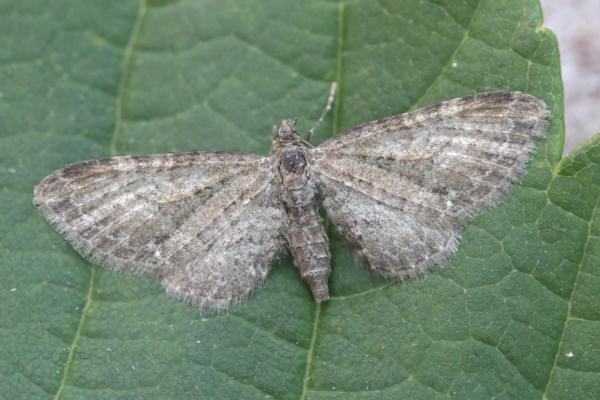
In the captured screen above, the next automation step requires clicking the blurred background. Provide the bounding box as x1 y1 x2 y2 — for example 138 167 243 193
541 0 600 154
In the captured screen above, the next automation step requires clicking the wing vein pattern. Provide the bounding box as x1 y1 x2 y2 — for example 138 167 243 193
309 92 549 278
34 151 288 311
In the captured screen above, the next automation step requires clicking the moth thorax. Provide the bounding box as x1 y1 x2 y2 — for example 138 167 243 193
278 148 309 191
280 149 306 173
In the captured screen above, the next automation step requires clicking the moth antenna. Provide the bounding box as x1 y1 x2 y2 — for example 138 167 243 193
307 82 337 143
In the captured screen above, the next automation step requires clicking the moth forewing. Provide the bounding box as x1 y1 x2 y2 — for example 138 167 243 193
308 91 549 279
33 152 288 312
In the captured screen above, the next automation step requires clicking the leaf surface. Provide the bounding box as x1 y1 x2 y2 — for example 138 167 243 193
1 0 597 399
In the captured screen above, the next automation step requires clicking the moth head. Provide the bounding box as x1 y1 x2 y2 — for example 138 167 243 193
274 118 299 141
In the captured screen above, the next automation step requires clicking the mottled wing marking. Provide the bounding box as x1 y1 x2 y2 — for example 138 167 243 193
309 92 549 278
33 152 287 311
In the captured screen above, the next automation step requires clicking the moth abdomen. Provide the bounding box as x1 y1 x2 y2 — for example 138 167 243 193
286 205 331 302
276 141 331 302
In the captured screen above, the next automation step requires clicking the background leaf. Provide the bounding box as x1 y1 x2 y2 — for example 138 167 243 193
0 0 597 399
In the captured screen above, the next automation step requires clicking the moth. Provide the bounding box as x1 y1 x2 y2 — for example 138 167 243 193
33 85 549 311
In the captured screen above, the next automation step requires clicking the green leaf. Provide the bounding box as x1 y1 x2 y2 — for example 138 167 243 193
1 0 597 399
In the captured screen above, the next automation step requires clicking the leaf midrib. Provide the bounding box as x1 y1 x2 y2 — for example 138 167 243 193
299 1 347 398
300 0 483 398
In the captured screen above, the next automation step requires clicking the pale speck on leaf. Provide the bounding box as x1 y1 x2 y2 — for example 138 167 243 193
33 86 549 312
